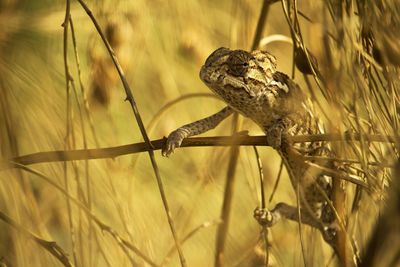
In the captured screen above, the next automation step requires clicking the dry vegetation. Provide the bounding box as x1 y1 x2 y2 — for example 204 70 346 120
0 0 399 266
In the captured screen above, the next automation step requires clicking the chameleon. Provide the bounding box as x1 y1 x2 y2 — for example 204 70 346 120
162 47 337 251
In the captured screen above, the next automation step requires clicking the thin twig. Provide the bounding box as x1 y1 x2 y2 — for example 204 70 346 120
302 159 368 188
162 220 222 266
12 163 158 267
74 1 186 265
214 113 241 267
147 93 217 136
69 16 94 267
253 146 269 266
269 159 284 203
253 146 266 209
251 0 276 50
61 1 78 265
302 155 394 168
0 211 73 267
296 181 308 267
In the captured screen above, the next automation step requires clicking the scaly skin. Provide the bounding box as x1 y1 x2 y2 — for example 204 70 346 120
163 47 337 250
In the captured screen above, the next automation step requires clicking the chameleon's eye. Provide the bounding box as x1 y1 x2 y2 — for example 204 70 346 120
227 50 252 77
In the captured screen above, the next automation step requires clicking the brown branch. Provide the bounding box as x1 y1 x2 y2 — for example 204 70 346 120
4 134 395 169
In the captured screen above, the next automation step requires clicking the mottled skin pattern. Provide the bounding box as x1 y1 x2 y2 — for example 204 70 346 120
163 47 337 250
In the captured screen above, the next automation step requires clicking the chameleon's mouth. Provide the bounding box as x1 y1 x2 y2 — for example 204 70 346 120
199 65 212 85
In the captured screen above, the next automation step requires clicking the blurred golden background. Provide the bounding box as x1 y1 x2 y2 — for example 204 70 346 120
1 0 399 266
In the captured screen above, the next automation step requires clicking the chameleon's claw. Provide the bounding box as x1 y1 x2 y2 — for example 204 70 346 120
162 128 188 157
162 143 175 157
162 139 178 157
161 144 174 157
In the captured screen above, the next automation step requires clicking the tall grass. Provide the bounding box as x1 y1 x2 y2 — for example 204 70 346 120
0 0 399 266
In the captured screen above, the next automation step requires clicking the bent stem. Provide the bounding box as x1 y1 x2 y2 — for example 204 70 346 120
74 0 186 265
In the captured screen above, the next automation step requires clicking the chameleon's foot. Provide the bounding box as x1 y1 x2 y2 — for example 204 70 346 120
261 202 339 251
322 224 337 244
162 128 189 157
254 207 279 227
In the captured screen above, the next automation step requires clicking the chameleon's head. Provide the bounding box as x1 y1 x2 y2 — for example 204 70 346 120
199 47 277 100
199 47 305 126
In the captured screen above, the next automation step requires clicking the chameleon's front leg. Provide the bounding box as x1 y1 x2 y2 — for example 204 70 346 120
162 106 234 156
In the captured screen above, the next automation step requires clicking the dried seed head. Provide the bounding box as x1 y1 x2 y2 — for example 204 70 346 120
294 47 318 75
